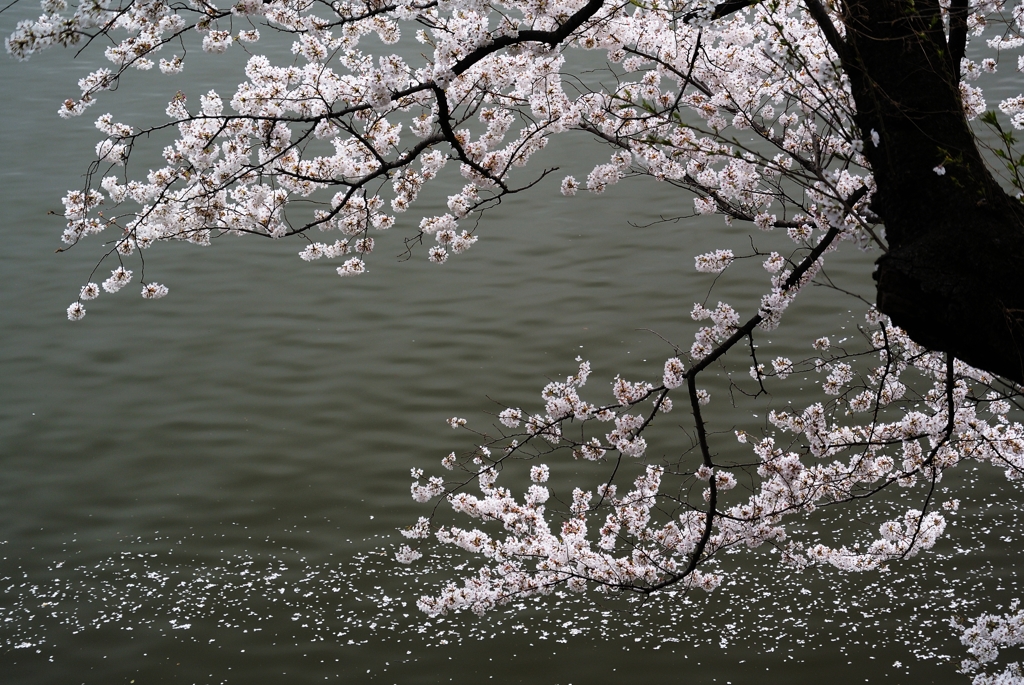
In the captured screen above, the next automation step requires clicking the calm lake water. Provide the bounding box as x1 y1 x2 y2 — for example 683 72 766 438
2 7 1022 683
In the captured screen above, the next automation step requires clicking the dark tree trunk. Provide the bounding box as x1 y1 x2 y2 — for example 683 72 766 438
837 0 1024 384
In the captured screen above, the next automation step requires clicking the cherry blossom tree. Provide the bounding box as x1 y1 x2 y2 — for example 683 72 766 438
7 0 1024 680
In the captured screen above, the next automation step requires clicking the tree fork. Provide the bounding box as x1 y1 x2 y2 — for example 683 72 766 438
836 0 1024 383
680 0 1024 383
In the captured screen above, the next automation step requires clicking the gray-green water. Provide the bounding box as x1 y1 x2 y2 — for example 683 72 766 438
2 9 1023 683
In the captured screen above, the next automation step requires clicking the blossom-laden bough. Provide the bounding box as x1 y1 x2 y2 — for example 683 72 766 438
957 599 1024 684
404 271 1024 622
8 0 1024 678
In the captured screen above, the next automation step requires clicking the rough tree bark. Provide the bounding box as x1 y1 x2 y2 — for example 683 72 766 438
834 0 1024 384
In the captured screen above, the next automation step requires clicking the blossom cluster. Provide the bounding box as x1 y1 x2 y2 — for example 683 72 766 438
957 599 1024 684
6 0 911 318
401 306 1023 617
8 0 1023 326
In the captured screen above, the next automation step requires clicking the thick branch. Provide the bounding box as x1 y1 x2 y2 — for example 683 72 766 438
839 0 1024 384
683 0 761 23
948 0 968 78
804 0 847 60
451 0 605 75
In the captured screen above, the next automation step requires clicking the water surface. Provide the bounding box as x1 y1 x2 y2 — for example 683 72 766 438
1 10 1022 683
